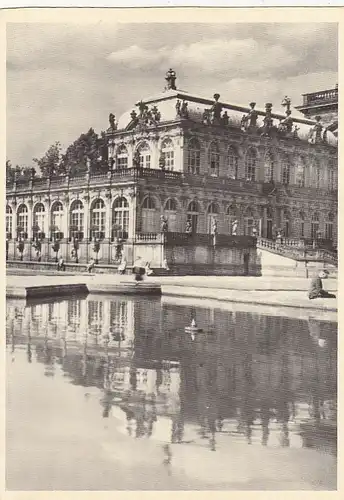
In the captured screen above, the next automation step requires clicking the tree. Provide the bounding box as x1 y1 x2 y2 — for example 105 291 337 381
62 128 108 175
33 142 64 177
6 160 32 183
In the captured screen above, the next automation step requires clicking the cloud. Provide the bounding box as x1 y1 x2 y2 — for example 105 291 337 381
108 38 299 80
6 22 338 167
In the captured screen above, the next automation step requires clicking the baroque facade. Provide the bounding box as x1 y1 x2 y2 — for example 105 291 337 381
6 69 338 268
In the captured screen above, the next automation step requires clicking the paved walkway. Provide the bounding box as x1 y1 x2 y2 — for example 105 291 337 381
6 271 337 315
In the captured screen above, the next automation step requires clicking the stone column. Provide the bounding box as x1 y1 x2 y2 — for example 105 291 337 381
62 197 69 239
27 199 33 239
105 193 112 239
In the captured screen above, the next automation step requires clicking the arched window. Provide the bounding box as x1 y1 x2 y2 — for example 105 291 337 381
90 198 106 239
6 206 13 239
116 144 128 170
187 200 199 233
137 142 151 169
112 197 129 240
141 196 159 232
245 148 257 182
208 142 220 177
51 201 64 236
69 200 84 239
325 212 334 241
164 198 178 232
207 202 219 233
161 139 174 171
281 154 291 185
311 212 320 240
264 150 274 183
188 138 200 174
296 158 306 187
17 204 28 238
244 208 254 236
227 146 239 179
226 203 238 234
33 203 46 238
299 211 305 238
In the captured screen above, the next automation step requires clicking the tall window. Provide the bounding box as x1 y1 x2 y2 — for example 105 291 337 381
188 138 200 174
227 146 239 179
296 159 306 187
226 204 238 234
164 198 178 232
245 148 257 182
281 154 291 185
207 202 219 233
33 203 45 238
264 150 274 183
328 160 336 191
69 200 84 238
161 139 174 171
112 197 129 240
51 201 64 233
17 204 28 237
313 159 321 189
244 208 254 236
187 200 199 233
116 144 128 170
283 210 291 238
6 206 12 238
299 211 305 238
90 199 106 239
208 142 220 177
141 196 158 232
325 212 334 241
311 212 320 240
137 142 151 169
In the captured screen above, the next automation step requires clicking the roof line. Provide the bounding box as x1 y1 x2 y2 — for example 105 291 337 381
139 90 317 126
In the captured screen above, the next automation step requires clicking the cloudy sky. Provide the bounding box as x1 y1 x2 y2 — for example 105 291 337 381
7 22 337 167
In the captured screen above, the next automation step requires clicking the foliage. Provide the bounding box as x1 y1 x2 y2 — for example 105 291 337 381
33 142 64 177
62 128 108 176
6 160 33 183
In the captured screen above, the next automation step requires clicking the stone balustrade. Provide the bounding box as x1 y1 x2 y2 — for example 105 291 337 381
302 88 338 106
257 236 337 265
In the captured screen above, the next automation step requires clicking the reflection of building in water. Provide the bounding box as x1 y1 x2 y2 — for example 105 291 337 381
6 296 337 450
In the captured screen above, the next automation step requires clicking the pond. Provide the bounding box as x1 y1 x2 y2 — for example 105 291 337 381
6 294 337 490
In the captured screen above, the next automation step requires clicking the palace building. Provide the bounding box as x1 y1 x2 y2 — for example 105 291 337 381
6 69 338 274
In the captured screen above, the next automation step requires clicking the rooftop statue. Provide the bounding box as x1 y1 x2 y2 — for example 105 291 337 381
308 116 324 144
165 68 177 91
210 93 222 124
109 113 117 131
241 102 258 131
279 96 294 136
221 111 229 126
180 101 189 118
260 103 275 137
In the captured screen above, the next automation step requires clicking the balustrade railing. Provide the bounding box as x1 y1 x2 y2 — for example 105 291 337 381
257 236 337 264
302 88 338 106
135 232 163 242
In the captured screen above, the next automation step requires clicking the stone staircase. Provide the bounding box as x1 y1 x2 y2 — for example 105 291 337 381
256 237 337 277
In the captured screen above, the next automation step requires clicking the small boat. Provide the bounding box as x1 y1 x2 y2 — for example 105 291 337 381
184 319 203 334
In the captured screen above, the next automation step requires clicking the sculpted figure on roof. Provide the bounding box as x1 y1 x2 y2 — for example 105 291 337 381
241 102 258 131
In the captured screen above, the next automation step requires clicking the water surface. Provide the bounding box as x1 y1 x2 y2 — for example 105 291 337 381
6 295 337 490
